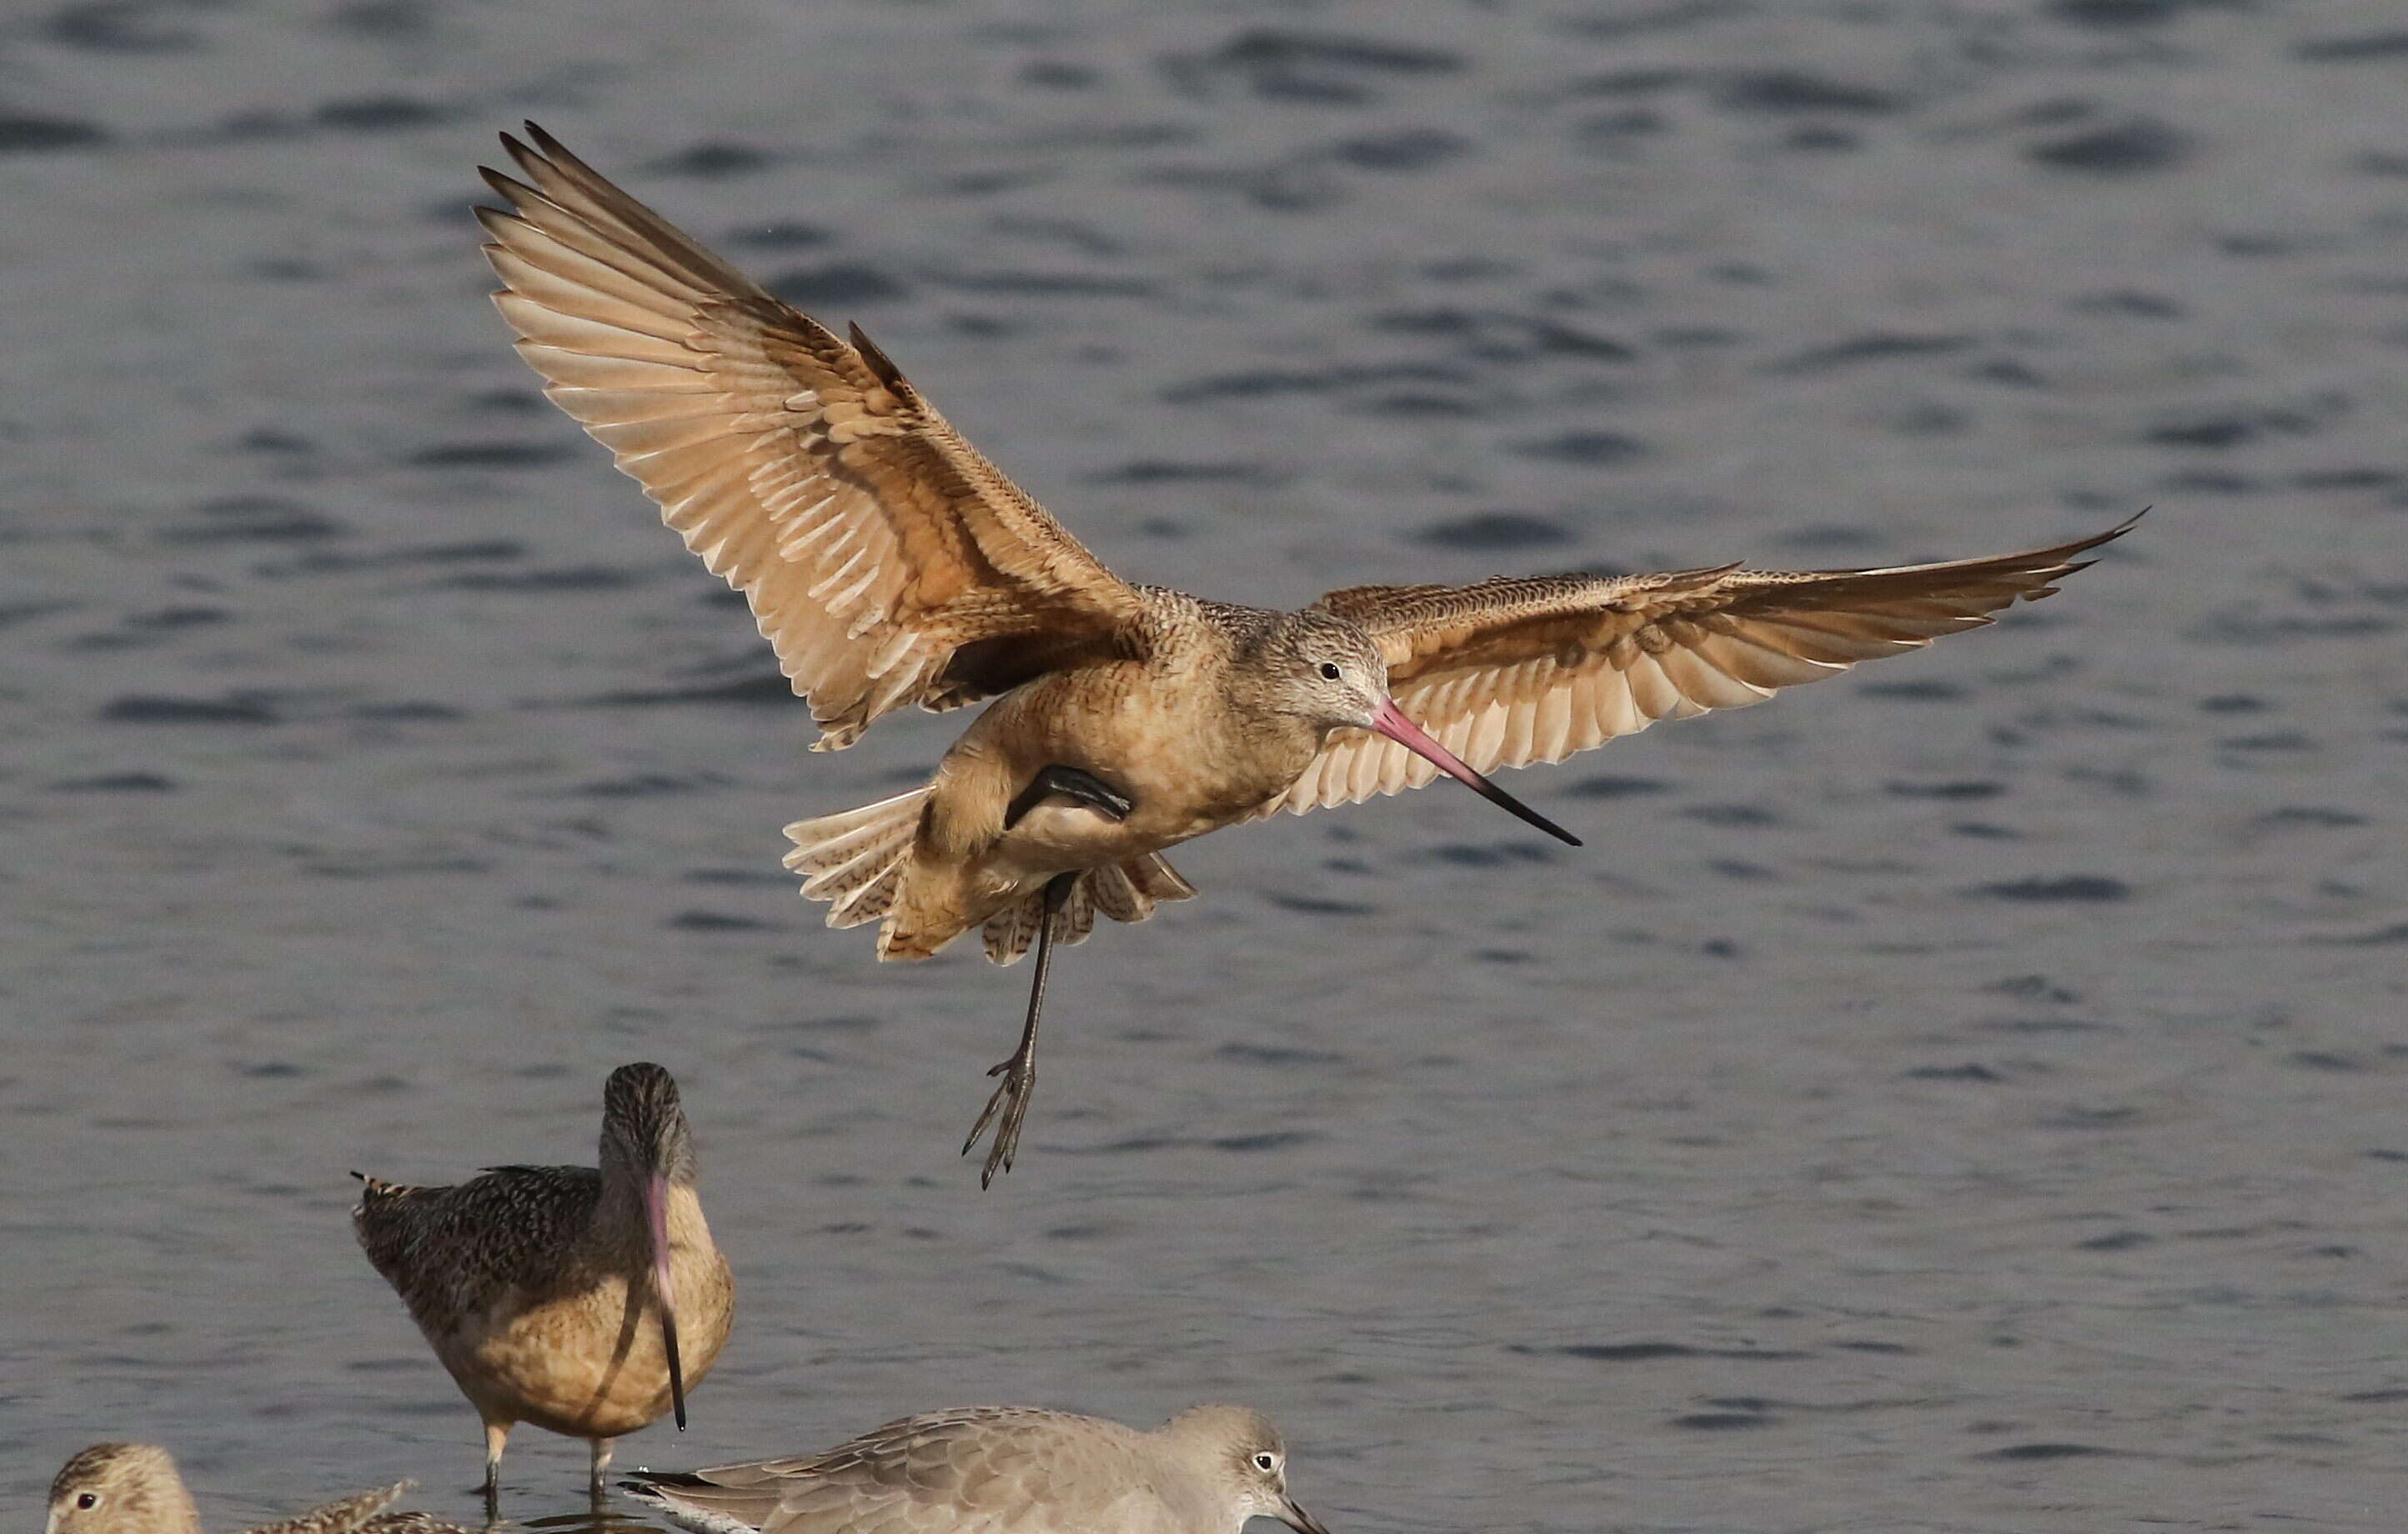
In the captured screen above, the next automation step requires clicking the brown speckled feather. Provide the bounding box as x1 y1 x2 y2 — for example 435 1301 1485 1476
246 1483 469 1534
1271 518 2135 815
353 1165 605 1327
44 1443 470 1534
478 123 1146 749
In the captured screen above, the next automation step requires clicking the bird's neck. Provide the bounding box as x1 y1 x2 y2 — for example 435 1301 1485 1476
595 1171 710 1261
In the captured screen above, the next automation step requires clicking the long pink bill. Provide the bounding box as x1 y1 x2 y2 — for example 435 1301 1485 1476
1372 698 1582 847
643 1171 688 1431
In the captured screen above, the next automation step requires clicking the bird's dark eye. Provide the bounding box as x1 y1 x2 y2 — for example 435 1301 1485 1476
1317 661 1342 680
1252 1451 1278 1473
77 1493 99 1510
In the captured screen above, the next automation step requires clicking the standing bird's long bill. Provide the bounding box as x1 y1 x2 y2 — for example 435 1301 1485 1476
1370 699 1582 847
643 1172 687 1431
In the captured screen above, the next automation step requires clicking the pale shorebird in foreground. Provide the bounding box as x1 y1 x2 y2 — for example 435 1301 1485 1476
621 1403 1328 1534
351 1061 734 1505
479 122 2137 1185
44 1442 471 1534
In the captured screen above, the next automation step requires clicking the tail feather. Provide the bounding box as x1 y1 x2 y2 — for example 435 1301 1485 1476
783 788 931 931
981 852 1195 965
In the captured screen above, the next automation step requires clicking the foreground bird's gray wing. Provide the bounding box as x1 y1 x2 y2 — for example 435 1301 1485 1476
625 1407 1159 1534
1269 517 2136 815
241 1482 474 1534
479 123 1149 749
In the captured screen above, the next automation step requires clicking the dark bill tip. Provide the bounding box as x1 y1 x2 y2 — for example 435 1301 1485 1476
1370 699 1582 847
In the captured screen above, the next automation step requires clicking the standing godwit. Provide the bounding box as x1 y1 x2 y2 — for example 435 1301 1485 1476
351 1061 734 1503
44 1441 472 1533
479 123 2138 1185
621 1403 1329 1534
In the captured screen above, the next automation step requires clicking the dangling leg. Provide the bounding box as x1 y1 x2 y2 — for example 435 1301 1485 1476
963 871 1077 1187
1005 764 1133 829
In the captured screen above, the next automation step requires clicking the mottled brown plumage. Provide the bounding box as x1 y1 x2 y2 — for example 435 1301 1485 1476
622 1404 1328 1534
352 1063 733 1501
478 123 2136 1183
44 1443 469 1534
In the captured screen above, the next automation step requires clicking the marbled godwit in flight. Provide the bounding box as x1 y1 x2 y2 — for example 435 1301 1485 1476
44 1442 472 1533
621 1403 1328 1534
351 1061 733 1503
478 123 2137 1185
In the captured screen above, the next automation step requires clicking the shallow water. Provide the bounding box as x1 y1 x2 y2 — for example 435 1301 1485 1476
5 2 2408 1529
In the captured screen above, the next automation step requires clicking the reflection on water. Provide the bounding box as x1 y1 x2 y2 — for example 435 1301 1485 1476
519 1506 673 1534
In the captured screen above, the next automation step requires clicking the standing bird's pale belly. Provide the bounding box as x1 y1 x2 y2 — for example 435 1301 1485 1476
441 1202 732 1441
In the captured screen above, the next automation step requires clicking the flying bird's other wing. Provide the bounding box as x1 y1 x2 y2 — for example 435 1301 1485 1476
479 123 1146 749
1270 516 2138 816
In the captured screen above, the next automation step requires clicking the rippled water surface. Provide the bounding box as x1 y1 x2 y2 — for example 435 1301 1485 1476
7 3 2408 1530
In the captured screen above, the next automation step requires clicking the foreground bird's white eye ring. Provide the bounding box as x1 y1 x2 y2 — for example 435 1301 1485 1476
1317 661 1341 680
1252 1451 1278 1472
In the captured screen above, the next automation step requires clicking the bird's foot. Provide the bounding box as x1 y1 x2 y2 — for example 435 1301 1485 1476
961 1050 1036 1188
1005 764 1134 829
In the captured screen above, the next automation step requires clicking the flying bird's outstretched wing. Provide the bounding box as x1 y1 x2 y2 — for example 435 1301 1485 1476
1269 517 2137 816
479 123 1145 749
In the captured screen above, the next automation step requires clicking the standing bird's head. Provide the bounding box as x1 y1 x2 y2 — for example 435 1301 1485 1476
1254 609 1578 845
599 1062 698 1430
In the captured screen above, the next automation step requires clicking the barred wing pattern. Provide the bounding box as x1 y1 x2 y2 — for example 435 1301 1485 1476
248 1484 473 1534
1271 519 2135 816
626 1407 1147 1534
479 124 1145 749
352 1166 601 1328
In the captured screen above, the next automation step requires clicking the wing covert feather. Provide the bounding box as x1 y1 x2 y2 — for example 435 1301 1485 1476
630 1407 1149 1534
478 124 1142 748
1272 519 2135 816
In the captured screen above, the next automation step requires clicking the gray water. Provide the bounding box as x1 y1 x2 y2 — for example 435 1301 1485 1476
6 2 2407 1529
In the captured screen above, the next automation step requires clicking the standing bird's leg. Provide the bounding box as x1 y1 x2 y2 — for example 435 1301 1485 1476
589 1438 614 1497
479 1421 509 1511
1004 764 1134 828
964 871 1078 1187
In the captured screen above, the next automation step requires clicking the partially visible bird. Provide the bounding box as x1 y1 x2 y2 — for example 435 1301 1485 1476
352 1061 734 1503
477 122 2140 1184
44 1442 469 1534
621 1403 1329 1534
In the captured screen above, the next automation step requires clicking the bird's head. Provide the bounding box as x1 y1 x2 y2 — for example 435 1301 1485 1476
47 1444 199 1534
1255 609 1391 736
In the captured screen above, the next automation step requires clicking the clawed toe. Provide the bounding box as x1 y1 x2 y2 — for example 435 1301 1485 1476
962 1060 1035 1187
